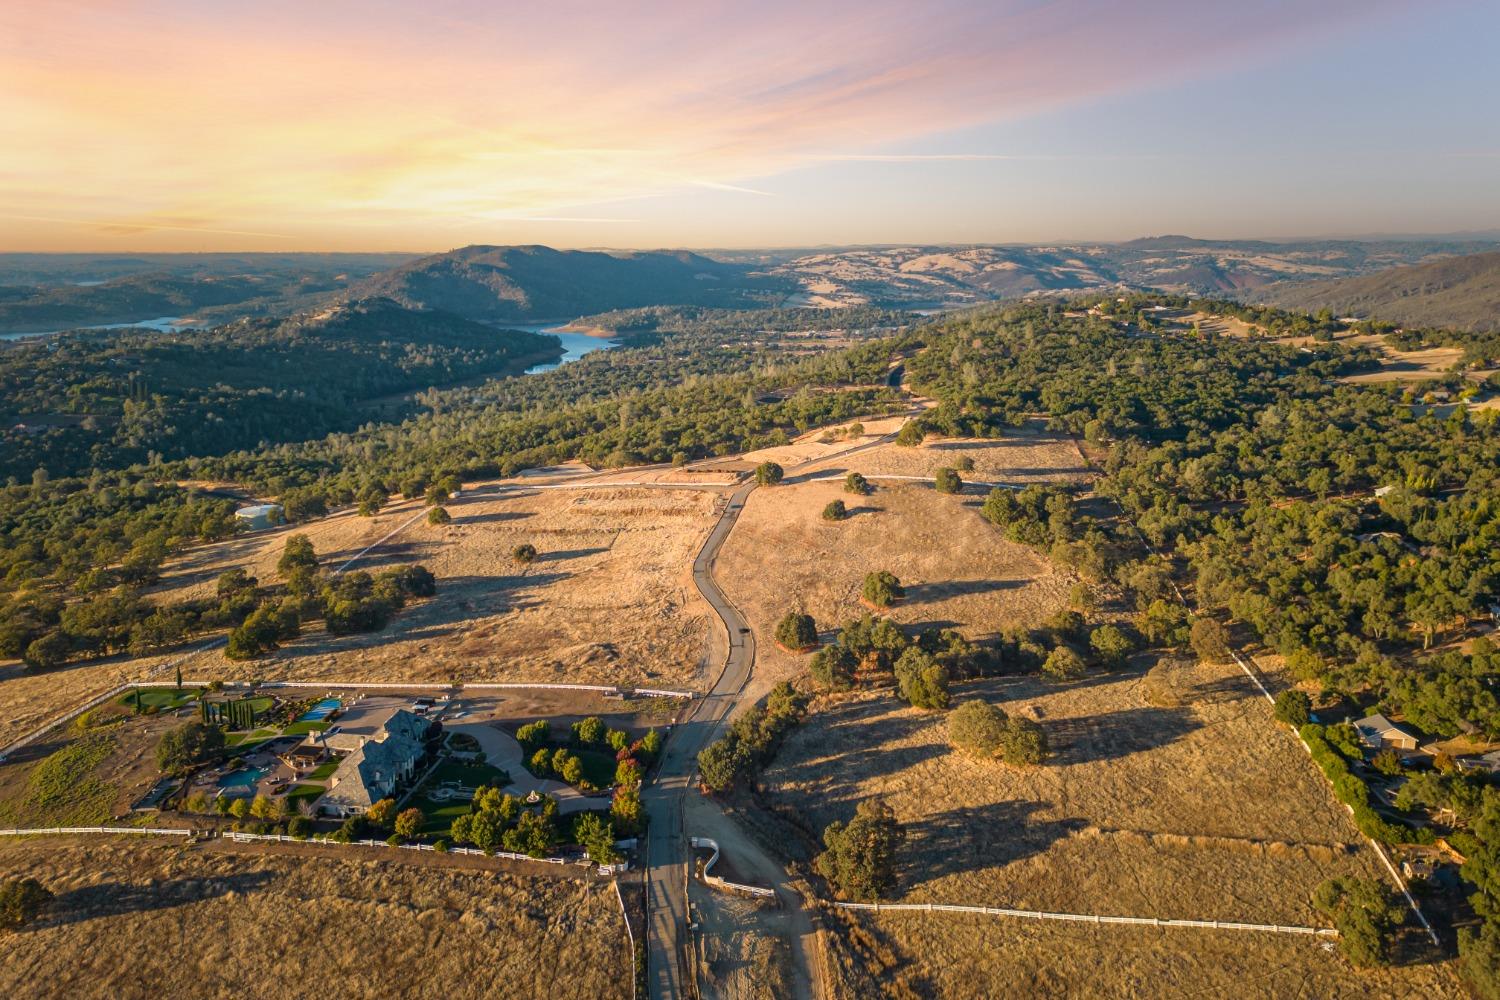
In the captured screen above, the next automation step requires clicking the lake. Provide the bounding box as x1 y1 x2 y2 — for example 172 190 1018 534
510 323 622 374
1 316 194 342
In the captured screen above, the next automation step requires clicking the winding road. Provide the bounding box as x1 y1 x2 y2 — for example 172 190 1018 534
642 429 908 1000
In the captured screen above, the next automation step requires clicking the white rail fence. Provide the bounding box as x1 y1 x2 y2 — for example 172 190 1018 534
690 837 775 899
835 901 1337 938
223 829 633 872
0 677 694 765
0 826 192 838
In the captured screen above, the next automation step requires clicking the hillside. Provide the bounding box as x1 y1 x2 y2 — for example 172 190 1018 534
0 255 414 335
349 244 785 320
0 298 559 479
766 238 1497 308
1256 249 1500 332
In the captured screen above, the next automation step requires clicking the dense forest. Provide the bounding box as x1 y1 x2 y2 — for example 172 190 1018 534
0 299 559 481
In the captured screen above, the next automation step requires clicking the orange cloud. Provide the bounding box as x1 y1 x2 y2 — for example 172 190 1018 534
0 0 1405 249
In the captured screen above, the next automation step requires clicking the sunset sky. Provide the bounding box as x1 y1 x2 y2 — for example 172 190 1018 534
2 0 1497 251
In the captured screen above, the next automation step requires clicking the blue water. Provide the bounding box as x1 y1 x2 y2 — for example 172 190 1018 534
1 316 194 342
298 698 341 722
508 323 621 375
219 765 268 789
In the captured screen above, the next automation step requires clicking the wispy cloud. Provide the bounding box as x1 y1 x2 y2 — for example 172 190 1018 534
0 0 1403 249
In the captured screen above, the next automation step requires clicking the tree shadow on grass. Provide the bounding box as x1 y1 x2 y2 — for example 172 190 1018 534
902 579 1025 604
31 871 277 930
452 510 535 526
1044 706 1203 765
900 800 1087 888
540 547 610 562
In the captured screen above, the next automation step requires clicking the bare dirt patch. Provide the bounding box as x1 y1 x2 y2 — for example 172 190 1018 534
0 838 630 1000
715 480 1072 700
690 881 794 1000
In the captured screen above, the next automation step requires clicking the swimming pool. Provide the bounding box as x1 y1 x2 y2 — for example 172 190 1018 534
219 765 268 789
298 698 341 723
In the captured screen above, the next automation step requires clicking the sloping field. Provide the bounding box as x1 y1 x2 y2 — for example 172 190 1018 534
0 485 718 748
808 426 1090 484
830 912 1460 999
715 479 1072 697
763 659 1460 992
0 838 629 1000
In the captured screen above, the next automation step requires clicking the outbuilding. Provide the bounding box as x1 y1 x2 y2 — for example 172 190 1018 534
234 503 285 531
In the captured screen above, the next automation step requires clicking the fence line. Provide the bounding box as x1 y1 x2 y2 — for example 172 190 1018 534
690 837 776 899
0 683 136 762
223 830 585 867
834 901 1337 938
1103 489 1440 946
616 879 639 1000
0 826 192 838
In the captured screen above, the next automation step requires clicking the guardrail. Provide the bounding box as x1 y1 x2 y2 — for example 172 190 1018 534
833 900 1337 937
690 836 776 899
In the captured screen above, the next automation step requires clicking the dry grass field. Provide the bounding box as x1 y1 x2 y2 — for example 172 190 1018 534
760 658 1462 994
812 425 1090 484
0 485 720 750
827 911 1462 999
220 485 720 690
715 477 1073 699
0 838 629 1000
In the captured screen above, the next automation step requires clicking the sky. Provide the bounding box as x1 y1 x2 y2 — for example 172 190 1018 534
2 0 1498 252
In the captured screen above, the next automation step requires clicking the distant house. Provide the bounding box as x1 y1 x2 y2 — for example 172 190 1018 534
317 709 441 817
1353 713 1420 752
1374 485 1398 499
1402 858 1437 881
234 503 285 531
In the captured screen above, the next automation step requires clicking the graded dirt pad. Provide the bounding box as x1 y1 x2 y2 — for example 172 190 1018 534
690 880 794 1000
830 912 1461 1000
715 478 1072 698
762 660 1418 931
0 838 629 1000
807 427 1091 485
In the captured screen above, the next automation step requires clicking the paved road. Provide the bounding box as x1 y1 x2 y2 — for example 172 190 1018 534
642 430 907 1000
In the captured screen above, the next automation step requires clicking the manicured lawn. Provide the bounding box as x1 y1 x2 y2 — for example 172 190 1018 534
576 750 617 789
286 784 324 805
282 720 332 736
117 687 198 711
407 760 512 835
225 728 278 747
307 760 340 781
244 696 275 715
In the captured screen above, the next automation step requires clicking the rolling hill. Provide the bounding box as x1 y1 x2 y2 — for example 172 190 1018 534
347 244 785 321
763 239 1498 308
1255 249 1500 332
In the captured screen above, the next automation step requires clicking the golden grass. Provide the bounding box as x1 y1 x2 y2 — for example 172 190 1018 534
828 910 1462 999
762 658 1463 992
0 838 630 1000
716 478 1072 702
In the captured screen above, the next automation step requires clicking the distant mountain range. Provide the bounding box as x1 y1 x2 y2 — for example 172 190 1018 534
345 244 786 322
0 254 413 335
1253 249 1500 332
3 238 1497 336
761 238 1500 308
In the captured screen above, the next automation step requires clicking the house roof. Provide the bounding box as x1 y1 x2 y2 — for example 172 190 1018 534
1354 713 1418 741
317 711 431 812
